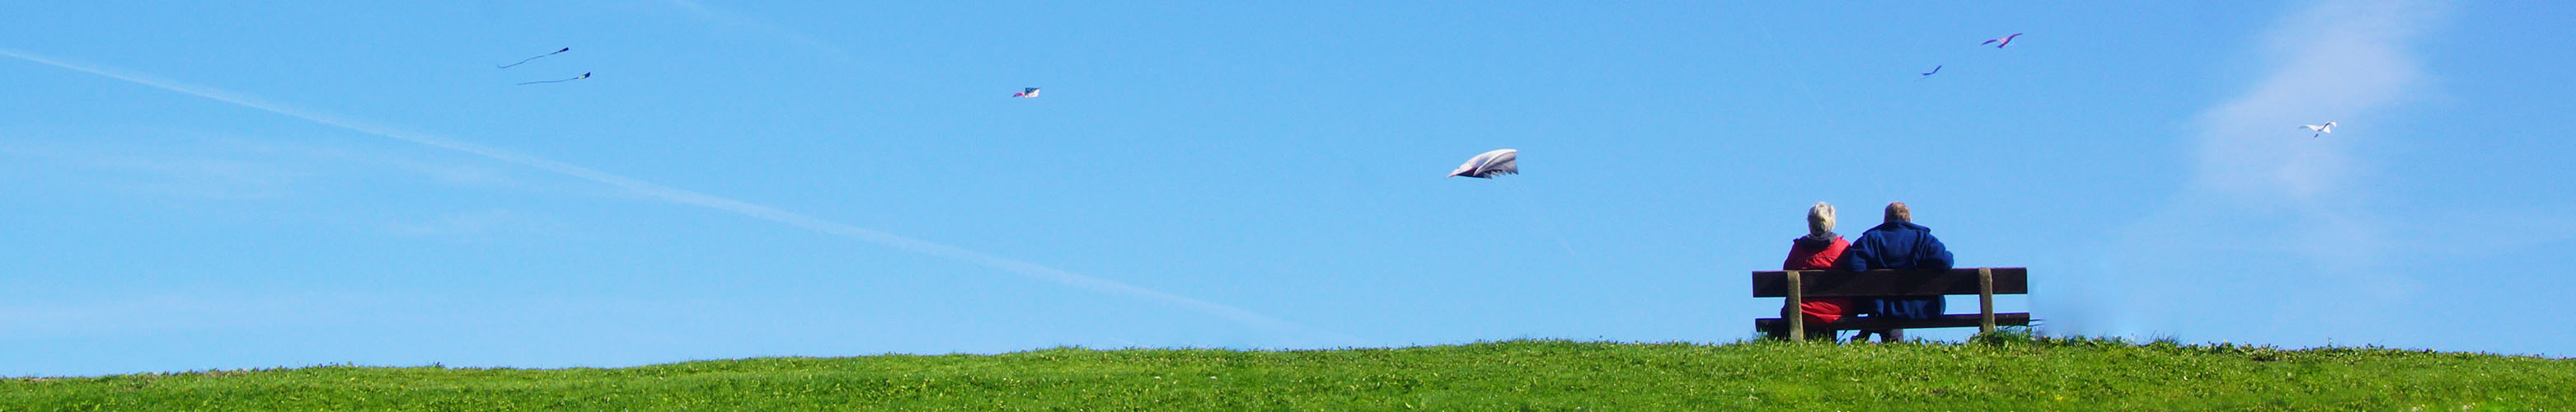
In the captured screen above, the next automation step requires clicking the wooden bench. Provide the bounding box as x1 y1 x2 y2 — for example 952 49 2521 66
1750 267 2030 341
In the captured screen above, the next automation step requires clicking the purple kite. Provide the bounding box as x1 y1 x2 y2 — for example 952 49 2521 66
1013 87 1040 98
1918 65 1942 80
1982 33 2023 49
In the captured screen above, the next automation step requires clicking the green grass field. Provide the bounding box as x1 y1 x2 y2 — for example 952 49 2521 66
6 331 2569 411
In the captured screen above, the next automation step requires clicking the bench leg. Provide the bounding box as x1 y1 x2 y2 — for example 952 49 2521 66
1786 270 1804 341
1978 268 1996 334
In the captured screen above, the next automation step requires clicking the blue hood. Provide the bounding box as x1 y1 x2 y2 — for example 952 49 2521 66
1839 221 1954 272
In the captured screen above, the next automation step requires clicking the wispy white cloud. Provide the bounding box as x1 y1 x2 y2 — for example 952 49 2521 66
195 135 532 190
1 138 307 200
664 0 865 65
0 293 376 339
0 47 1360 347
2 130 538 203
383 208 567 238
2188 0 2436 203
2056 1 2447 342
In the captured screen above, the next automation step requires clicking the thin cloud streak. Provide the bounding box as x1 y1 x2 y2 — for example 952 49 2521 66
0 47 1358 347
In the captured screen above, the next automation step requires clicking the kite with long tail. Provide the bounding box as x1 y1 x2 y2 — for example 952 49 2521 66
517 72 590 85
498 48 570 68
1982 33 2022 48
1917 65 1941 80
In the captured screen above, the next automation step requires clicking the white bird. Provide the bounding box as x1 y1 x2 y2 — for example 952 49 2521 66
1447 148 1519 179
2301 121 2336 138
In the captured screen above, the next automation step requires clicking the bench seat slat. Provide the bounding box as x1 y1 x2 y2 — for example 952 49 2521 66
1751 268 2027 297
1755 313 2031 332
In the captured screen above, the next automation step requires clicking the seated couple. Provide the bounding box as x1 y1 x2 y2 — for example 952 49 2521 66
1776 201 1954 343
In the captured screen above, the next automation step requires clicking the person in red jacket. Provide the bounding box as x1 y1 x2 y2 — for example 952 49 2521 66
1771 202 1851 341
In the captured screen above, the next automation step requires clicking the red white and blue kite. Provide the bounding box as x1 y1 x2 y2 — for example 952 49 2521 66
1013 87 1041 98
2301 121 2336 138
1447 148 1520 179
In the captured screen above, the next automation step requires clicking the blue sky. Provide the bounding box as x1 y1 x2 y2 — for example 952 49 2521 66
6 1 2573 377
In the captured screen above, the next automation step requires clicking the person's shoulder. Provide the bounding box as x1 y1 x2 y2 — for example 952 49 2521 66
1865 222 1909 234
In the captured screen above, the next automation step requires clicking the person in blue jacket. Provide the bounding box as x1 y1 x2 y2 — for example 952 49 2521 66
1839 202 1954 343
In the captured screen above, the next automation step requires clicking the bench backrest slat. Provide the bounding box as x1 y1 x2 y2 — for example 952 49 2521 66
1750 268 2027 297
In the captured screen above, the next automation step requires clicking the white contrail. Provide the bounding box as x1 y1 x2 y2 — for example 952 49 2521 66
0 46 1358 347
